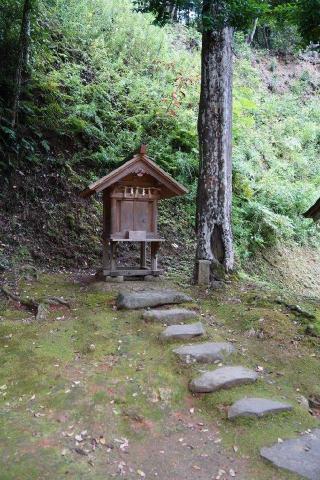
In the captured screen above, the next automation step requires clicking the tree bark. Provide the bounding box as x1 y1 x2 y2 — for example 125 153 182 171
246 17 258 45
195 6 234 281
11 0 32 128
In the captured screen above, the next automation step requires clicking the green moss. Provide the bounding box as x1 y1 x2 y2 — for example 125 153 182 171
1 274 320 479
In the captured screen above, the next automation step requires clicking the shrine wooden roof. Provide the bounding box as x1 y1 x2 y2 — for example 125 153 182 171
80 145 188 199
303 196 320 222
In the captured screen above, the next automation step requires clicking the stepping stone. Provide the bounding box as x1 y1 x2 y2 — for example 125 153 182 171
189 366 258 393
160 322 205 341
143 308 197 324
260 428 320 480
228 397 292 420
117 290 192 310
173 342 235 364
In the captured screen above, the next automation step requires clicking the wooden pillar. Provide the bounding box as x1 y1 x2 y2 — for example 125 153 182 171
102 240 110 270
151 242 160 273
140 242 147 269
110 241 117 272
111 198 117 234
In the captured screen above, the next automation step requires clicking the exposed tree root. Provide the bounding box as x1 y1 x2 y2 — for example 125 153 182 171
0 285 70 321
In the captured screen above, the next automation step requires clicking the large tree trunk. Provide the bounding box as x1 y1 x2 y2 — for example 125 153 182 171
195 9 234 282
11 0 32 128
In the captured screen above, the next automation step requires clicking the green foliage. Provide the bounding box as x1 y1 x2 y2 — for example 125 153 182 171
135 0 268 30
296 0 320 43
250 0 319 51
135 0 318 48
232 56 320 258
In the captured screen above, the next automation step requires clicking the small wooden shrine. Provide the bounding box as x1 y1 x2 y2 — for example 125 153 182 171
80 145 188 279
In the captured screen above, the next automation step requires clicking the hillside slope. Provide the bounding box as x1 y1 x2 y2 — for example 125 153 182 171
0 0 319 278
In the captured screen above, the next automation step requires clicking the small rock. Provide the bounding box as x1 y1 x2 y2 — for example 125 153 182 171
189 366 258 393
260 429 320 479
159 387 172 403
144 275 160 282
174 342 235 364
297 395 310 410
36 303 48 322
228 397 292 419
211 281 225 290
117 290 192 310
106 276 124 283
160 322 205 341
144 308 198 324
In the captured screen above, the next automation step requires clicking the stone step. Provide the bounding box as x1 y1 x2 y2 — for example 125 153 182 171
160 322 205 341
117 290 192 310
228 397 292 420
143 308 197 324
173 342 235 364
189 366 258 393
260 428 320 480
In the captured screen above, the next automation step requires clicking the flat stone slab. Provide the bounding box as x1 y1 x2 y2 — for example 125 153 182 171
143 308 197 324
160 322 205 341
228 397 292 419
117 290 192 310
174 342 235 364
260 429 320 480
189 366 258 393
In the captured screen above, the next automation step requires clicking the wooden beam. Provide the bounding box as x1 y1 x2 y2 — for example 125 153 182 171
103 268 162 277
151 241 160 272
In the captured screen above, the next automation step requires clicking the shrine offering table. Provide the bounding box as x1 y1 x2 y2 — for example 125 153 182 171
101 238 164 278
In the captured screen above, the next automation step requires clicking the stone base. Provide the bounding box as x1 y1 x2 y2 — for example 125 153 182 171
144 275 160 282
95 268 161 282
196 260 211 286
104 275 124 283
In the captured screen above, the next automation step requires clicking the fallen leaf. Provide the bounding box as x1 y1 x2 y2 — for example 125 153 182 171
216 468 226 480
118 462 126 475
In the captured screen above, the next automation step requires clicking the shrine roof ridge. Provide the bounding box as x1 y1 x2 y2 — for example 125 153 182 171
80 149 188 199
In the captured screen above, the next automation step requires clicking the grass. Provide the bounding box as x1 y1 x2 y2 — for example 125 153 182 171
0 273 319 479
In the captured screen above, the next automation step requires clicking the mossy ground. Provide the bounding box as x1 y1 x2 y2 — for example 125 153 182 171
0 273 319 479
